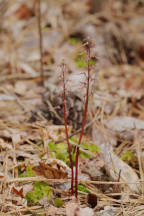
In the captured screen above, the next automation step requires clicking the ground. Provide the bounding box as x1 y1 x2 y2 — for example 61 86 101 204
0 0 144 215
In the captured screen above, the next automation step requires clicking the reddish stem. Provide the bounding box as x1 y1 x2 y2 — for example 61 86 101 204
75 47 91 198
62 63 74 195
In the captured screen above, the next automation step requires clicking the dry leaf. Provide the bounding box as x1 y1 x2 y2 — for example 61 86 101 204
97 206 118 216
92 127 140 193
14 3 33 20
0 172 4 179
82 157 104 180
0 94 14 101
11 186 24 198
33 162 68 179
12 133 21 145
66 202 94 216
46 205 59 216
105 116 144 132
14 81 27 96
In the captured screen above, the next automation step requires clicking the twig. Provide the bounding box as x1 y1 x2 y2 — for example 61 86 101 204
0 74 50 83
0 176 68 183
1 176 143 185
37 0 44 86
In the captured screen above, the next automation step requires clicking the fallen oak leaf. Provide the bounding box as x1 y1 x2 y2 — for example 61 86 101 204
0 172 4 179
11 186 24 198
14 3 34 20
33 162 68 179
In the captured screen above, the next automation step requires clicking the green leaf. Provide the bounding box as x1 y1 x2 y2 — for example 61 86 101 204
54 198 64 208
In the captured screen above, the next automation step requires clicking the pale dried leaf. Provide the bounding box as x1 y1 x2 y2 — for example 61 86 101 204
92 127 140 192
66 202 94 216
46 205 58 216
0 172 4 179
105 116 144 132
82 157 104 180
18 62 37 76
14 81 27 96
12 133 21 145
96 206 118 216
0 94 14 101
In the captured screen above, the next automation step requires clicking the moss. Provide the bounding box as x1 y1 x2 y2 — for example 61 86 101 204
48 141 70 164
69 37 80 45
75 54 96 68
70 137 99 159
19 165 35 178
121 151 136 167
78 184 89 193
75 53 87 68
25 181 53 206
54 198 64 208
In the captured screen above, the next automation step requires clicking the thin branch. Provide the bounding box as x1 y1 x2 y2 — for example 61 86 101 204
37 0 44 86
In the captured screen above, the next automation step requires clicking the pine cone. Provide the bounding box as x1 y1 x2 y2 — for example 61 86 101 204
41 91 84 130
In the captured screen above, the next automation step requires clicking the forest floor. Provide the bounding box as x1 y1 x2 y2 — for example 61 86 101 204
0 0 144 215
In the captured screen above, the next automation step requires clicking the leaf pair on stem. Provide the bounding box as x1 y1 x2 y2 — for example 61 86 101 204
62 41 92 198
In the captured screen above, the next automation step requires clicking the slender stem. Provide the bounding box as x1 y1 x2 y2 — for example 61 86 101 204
37 0 44 86
62 63 74 195
75 47 91 198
